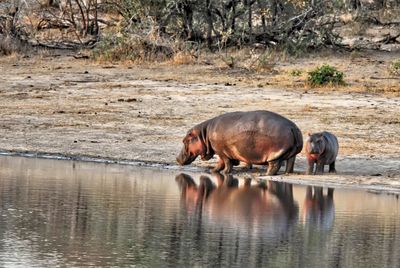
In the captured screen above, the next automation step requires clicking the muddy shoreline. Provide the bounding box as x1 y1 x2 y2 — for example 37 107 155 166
0 53 399 192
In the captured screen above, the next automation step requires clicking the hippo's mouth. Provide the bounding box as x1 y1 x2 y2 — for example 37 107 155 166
308 153 321 159
201 154 213 161
183 155 197 165
177 152 198 165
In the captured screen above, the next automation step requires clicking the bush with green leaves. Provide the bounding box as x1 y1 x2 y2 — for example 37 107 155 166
307 64 344 86
289 69 302 76
388 60 400 76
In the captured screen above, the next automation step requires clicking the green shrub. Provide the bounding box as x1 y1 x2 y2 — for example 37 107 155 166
307 64 344 86
388 59 400 76
289 69 302 76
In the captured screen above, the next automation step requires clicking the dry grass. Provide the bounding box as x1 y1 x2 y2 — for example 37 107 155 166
300 105 318 113
0 51 21 62
209 47 283 73
388 59 400 76
25 46 392 97
0 35 22 56
169 52 196 65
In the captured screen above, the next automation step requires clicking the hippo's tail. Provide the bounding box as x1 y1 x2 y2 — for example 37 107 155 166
267 127 303 162
280 127 303 161
291 127 304 156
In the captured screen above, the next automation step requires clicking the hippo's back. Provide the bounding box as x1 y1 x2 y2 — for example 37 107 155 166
207 110 303 163
322 131 339 159
211 110 298 134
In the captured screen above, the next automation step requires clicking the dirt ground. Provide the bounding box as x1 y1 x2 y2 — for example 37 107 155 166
0 51 399 191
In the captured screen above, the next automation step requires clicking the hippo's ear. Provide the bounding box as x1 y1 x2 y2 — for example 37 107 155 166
184 131 195 142
183 131 193 144
200 127 214 157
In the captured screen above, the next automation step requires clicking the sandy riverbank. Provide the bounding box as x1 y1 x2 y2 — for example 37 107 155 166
0 52 399 191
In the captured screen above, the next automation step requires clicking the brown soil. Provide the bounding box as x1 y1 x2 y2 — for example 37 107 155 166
0 51 399 191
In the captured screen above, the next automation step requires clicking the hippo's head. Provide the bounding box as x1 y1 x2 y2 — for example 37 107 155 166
307 133 326 154
176 128 213 165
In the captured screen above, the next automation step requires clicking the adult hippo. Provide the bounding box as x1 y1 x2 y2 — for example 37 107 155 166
176 110 303 175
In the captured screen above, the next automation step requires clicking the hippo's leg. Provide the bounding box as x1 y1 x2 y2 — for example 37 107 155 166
315 162 324 175
307 159 315 175
285 156 296 174
314 186 323 199
329 161 336 173
213 172 224 186
222 157 233 174
231 159 240 166
327 188 334 197
224 175 238 187
212 158 225 172
266 160 282 175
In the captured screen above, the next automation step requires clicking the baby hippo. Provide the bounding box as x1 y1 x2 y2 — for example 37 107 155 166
305 132 339 175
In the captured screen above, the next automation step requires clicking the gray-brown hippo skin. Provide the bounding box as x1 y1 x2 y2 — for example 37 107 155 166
176 111 303 175
305 131 339 175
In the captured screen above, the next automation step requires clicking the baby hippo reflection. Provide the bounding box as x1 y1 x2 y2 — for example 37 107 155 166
302 186 335 230
175 173 298 236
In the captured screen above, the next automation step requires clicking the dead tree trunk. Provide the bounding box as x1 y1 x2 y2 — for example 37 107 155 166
257 0 267 33
230 0 237 33
245 0 256 43
74 0 87 36
183 4 194 40
206 0 213 48
247 0 252 39
93 0 99 35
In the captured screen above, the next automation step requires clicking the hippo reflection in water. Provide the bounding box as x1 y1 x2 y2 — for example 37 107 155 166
175 173 299 236
302 186 335 230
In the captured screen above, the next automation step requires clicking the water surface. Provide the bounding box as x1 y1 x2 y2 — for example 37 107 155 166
0 156 399 267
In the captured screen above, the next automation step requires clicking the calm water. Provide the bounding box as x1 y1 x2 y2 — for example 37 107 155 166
0 156 399 267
